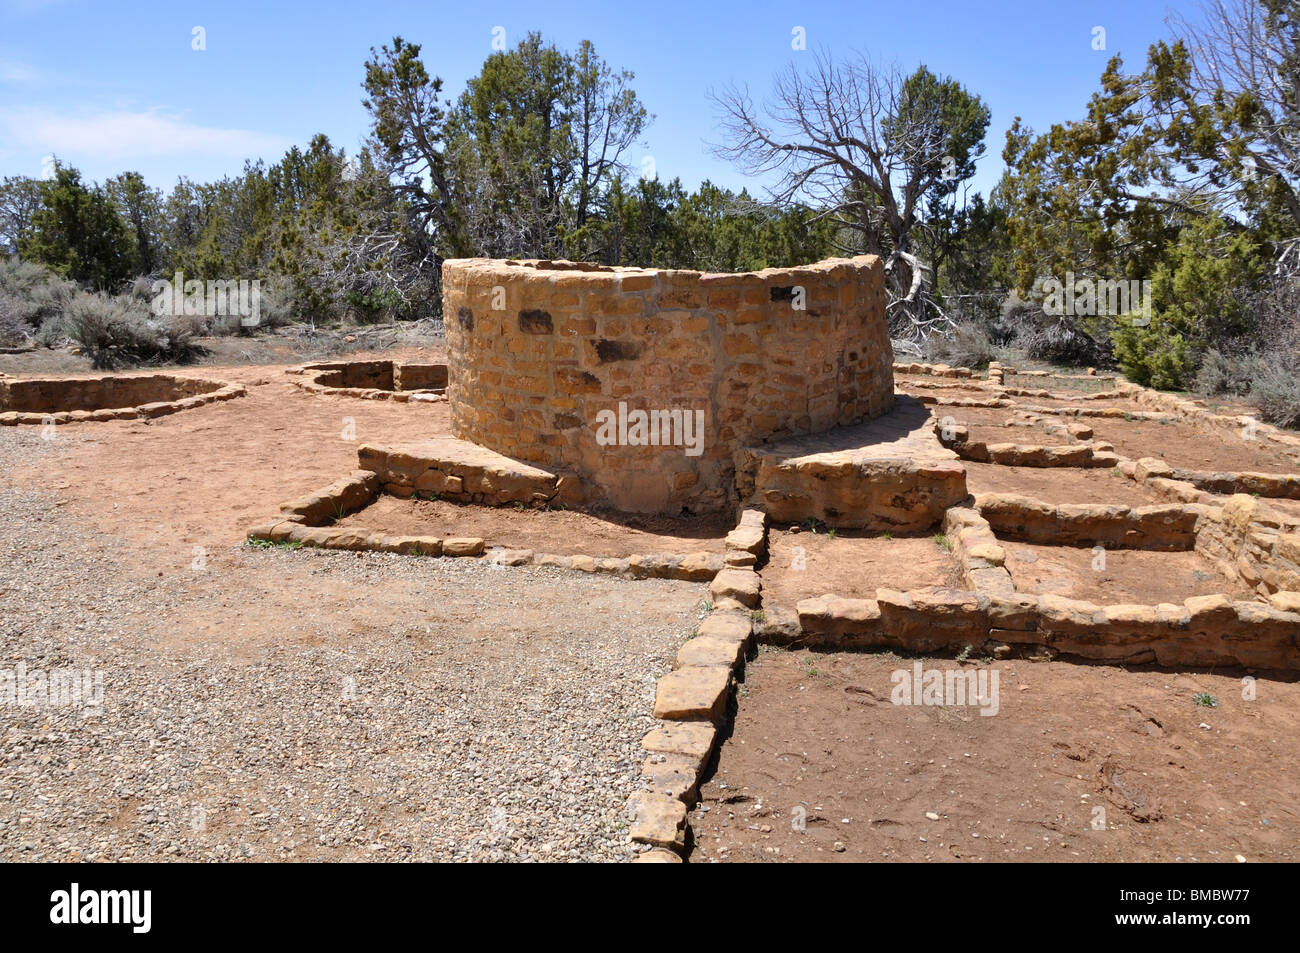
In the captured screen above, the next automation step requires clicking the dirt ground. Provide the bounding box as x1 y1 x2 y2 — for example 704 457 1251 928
336 495 732 557
1004 542 1253 604
963 424 1079 446
929 406 1021 429
898 385 1002 403
1084 416 1300 473
961 461 1165 506
693 648 1300 862
1012 395 1157 415
1003 373 1120 395
760 529 961 606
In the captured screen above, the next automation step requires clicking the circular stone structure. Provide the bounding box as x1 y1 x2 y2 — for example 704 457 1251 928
0 373 245 425
442 256 893 513
292 360 448 402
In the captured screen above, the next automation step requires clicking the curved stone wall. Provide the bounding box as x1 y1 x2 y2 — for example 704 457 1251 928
292 360 448 401
442 256 893 513
0 374 244 424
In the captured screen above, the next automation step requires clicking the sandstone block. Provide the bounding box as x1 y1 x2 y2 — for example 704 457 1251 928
1267 591 1300 614
697 611 753 646
632 849 682 863
443 537 486 557
675 636 745 670
642 752 702 803
709 568 761 608
641 720 717 773
653 666 732 721
626 792 687 850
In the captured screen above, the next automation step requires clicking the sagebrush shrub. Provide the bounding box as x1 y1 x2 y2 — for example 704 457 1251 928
925 321 995 369
0 256 76 326
0 290 27 346
1247 357 1300 430
63 292 201 368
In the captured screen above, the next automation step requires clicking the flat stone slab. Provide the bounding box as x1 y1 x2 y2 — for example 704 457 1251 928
725 510 768 556
627 792 687 850
642 720 717 766
735 395 968 531
641 753 702 803
443 537 486 557
747 393 956 464
359 437 559 506
709 568 761 608
653 666 732 721
675 635 745 670
632 848 682 863
697 610 753 644
725 523 766 554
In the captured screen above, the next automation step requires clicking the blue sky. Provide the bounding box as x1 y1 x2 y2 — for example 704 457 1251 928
0 0 1190 200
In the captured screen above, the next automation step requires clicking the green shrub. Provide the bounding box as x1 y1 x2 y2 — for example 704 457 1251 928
1110 312 1193 390
1113 215 1262 390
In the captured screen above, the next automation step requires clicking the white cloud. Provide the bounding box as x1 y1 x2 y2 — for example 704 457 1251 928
0 107 292 162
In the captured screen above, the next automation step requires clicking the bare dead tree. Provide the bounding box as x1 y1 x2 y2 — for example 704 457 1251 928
572 39 651 234
296 166 438 319
709 50 987 342
447 135 568 260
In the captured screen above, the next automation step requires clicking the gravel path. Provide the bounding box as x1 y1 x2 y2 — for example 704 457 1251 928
0 428 705 861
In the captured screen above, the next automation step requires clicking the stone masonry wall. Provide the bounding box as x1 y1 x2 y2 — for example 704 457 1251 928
303 361 448 392
1195 494 1300 595
0 374 222 413
442 256 892 514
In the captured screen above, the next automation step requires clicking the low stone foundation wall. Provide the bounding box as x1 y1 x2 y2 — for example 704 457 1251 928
1134 457 1300 499
357 437 567 506
0 374 244 424
733 395 967 531
936 421 1120 468
1194 494 1300 596
761 488 1300 669
793 587 1300 669
739 452 968 531
290 360 448 401
243 463 735 584
893 362 975 379
974 493 1201 550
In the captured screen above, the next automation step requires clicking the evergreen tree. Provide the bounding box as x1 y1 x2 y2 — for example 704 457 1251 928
21 164 137 289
